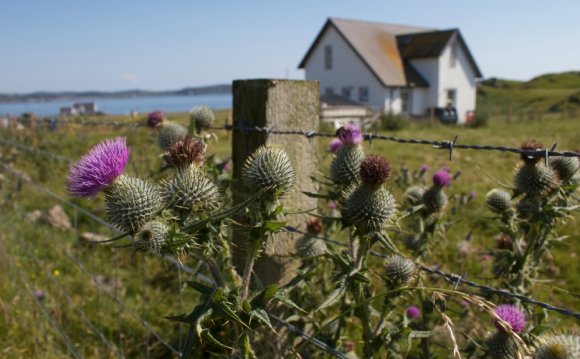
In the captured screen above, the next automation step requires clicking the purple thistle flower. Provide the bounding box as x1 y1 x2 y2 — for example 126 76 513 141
493 304 526 334
147 110 164 128
420 164 429 173
336 124 363 146
66 137 130 198
328 201 337 210
34 289 46 301
468 191 477 200
432 170 452 187
406 306 421 319
329 138 343 153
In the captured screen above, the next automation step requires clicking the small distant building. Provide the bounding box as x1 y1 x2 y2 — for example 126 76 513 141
299 18 483 123
60 102 98 116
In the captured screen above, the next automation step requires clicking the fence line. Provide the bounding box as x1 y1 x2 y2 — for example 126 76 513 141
2 144 579 320
283 226 580 320
214 124 580 160
0 137 72 164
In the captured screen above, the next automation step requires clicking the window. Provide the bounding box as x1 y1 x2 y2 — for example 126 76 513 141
325 87 334 96
358 86 369 102
401 89 410 113
341 86 353 98
324 45 332 70
446 89 456 107
450 42 458 67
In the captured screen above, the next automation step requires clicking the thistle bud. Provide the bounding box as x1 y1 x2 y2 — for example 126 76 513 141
158 122 188 150
422 186 448 213
383 255 416 287
133 220 169 255
297 237 328 258
190 106 215 133
341 184 397 235
161 165 221 216
331 144 365 186
514 162 559 197
550 156 580 181
147 111 165 128
242 145 295 199
105 175 163 233
486 189 512 213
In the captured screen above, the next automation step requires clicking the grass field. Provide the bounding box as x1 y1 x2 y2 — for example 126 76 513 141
0 109 578 358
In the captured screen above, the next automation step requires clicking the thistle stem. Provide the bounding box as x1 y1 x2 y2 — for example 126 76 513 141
240 240 260 302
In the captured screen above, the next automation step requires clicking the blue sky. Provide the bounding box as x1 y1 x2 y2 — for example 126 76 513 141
1 1 579 93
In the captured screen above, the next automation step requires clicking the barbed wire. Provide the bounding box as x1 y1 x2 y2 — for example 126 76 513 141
283 226 580 320
213 124 580 159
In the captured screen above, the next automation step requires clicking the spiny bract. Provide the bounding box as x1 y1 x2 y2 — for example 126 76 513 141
133 219 169 255
514 163 559 197
486 332 520 359
158 122 188 151
534 333 580 359
104 174 163 233
242 145 295 198
161 166 221 216
341 185 396 234
486 189 512 213
383 255 416 286
330 145 365 186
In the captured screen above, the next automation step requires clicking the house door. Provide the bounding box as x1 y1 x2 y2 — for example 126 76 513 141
400 89 411 115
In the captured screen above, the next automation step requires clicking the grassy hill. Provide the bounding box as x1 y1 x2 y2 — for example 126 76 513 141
478 71 580 114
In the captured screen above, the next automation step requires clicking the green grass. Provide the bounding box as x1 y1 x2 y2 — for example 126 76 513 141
0 109 578 358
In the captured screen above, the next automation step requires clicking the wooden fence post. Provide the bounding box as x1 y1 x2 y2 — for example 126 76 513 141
232 79 320 286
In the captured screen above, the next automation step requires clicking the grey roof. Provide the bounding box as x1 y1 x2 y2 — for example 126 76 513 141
299 18 482 87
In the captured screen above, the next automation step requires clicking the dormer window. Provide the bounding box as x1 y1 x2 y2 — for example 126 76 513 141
324 45 332 70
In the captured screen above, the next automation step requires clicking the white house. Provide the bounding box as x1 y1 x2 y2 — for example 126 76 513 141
298 18 483 123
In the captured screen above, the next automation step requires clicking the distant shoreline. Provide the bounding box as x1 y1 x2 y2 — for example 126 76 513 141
0 84 232 104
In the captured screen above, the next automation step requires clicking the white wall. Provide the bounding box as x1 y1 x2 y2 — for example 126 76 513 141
411 88 427 116
303 27 388 109
437 36 478 123
409 58 439 115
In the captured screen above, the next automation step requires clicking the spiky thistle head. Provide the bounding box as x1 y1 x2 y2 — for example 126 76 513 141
486 189 512 213
104 175 163 233
147 110 165 128
329 138 343 153
163 136 206 168
161 165 221 216
383 255 416 287
514 162 559 197
242 145 295 198
404 186 425 206
331 144 365 186
486 332 520 359
494 304 526 334
360 155 391 186
533 332 580 359
336 124 363 146
133 219 169 255
521 140 544 165
341 185 397 235
432 169 452 188
158 121 188 150
66 137 130 198
190 106 215 133
550 155 580 181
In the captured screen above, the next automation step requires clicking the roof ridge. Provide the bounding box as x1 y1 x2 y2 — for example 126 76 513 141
329 16 435 30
